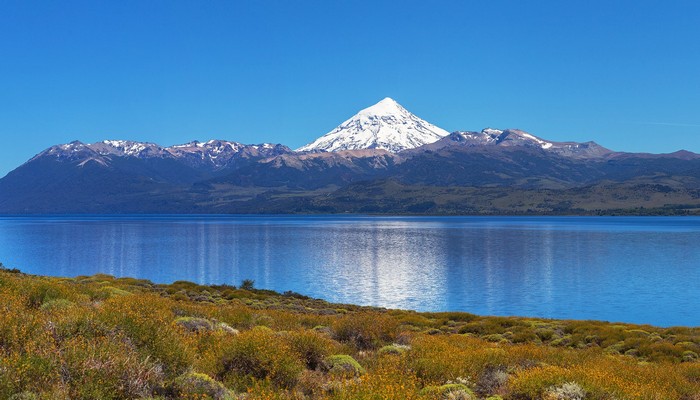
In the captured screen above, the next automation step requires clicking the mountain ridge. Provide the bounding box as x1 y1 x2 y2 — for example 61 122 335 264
4 98 700 214
29 139 291 171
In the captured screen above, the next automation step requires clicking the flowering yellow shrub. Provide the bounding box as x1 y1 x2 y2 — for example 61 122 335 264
0 270 698 399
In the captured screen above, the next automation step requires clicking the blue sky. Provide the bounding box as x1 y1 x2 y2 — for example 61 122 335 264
1 0 699 177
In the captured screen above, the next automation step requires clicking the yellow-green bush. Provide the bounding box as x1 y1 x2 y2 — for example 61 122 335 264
98 294 195 375
169 371 234 400
420 383 475 399
61 335 163 399
217 327 304 390
321 355 365 377
287 329 340 370
331 312 399 349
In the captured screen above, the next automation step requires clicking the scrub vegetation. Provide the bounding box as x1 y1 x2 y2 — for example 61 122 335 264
0 266 699 399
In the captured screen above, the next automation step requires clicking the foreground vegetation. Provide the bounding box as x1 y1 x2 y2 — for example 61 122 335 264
0 267 699 399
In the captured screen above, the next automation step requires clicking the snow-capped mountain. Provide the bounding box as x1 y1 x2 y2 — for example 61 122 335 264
297 97 450 153
7 104 700 214
418 128 612 158
32 139 291 170
168 140 289 169
33 141 102 162
89 140 170 158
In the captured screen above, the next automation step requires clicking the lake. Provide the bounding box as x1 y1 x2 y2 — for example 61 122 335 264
0 215 698 327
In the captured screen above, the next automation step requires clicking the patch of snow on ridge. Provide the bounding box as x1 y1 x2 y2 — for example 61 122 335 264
518 132 553 149
171 141 206 148
482 128 503 136
100 140 151 156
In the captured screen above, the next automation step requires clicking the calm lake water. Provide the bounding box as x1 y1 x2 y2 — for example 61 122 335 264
0 215 698 327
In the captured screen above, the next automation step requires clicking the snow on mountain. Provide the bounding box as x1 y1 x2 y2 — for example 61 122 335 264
90 140 170 157
168 140 247 168
32 141 101 162
168 140 289 168
421 128 611 158
297 97 450 153
456 129 555 149
33 139 290 170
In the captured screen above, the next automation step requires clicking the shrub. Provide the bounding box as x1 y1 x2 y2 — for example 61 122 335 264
8 393 39 400
240 279 255 290
313 325 333 336
683 350 699 362
395 331 414 345
252 324 273 333
535 328 556 341
170 372 234 400
511 329 540 344
332 312 399 349
446 389 477 400
99 294 194 375
50 306 109 342
101 286 132 297
430 312 479 323
296 369 331 396
217 322 240 335
175 316 215 333
420 384 475 399
409 334 507 384
39 298 74 311
62 335 164 399
320 355 365 377
252 313 274 327
333 355 422 399
544 381 586 400
550 335 573 347
476 365 509 396
26 281 76 308
0 353 58 399
458 318 515 336
286 330 339 370
0 262 21 273
483 334 507 343
378 344 411 356
217 328 303 390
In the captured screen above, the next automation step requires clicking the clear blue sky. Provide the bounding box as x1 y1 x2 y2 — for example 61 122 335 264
1 0 700 177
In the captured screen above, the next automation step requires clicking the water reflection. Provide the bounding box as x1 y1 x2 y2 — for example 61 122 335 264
0 216 699 326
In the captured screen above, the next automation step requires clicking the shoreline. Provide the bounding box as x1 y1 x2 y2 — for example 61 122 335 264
6 266 696 329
